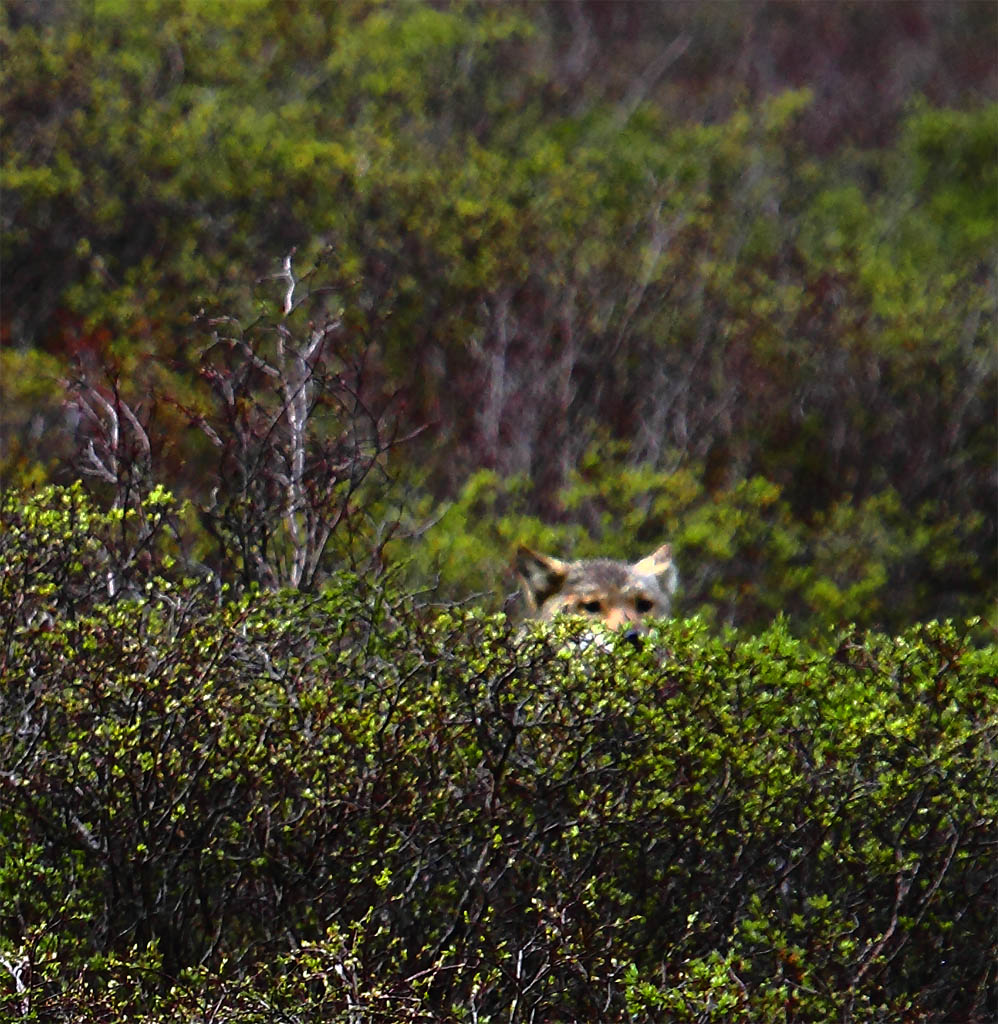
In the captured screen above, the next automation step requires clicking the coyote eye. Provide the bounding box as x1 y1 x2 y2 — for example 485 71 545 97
581 599 602 614
635 597 654 614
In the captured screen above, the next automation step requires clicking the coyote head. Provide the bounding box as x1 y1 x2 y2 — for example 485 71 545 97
515 544 678 641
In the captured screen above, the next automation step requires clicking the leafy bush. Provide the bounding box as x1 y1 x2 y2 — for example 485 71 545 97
2 7 995 1012
2 485 994 1021
407 455 990 635
3 2 995 633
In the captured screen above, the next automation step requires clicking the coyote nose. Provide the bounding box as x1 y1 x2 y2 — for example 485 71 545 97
622 627 642 648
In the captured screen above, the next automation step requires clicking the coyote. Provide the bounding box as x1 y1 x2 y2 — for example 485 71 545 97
515 543 677 640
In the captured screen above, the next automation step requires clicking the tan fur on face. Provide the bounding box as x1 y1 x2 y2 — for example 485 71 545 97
515 544 677 632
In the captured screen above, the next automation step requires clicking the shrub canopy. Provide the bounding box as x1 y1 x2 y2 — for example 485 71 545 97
2 0 995 632
2 6 996 1014
1 486 995 1021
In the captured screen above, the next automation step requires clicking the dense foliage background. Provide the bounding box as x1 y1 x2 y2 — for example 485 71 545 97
2 1 996 1019
2 0 995 630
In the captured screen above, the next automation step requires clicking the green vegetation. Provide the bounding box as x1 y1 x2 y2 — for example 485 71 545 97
2 485 995 1021
2 2 996 1018
2 0 995 633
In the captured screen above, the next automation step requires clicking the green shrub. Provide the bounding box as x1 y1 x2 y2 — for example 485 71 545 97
5 4 994 627
403 453 991 635
1 486 994 1021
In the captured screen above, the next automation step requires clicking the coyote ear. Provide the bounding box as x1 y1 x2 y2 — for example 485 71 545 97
631 544 678 594
515 546 568 612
